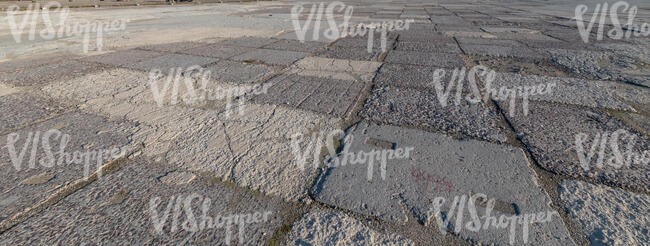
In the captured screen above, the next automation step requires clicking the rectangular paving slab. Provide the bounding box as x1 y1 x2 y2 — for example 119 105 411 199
0 93 66 132
125 54 219 73
0 112 136 222
311 121 574 245
80 49 164 67
361 85 507 142
499 100 650 193
559 180 649 246
0 157 289 245
0 60 101 87
262 39 326 53
252 74 363 117
179 44 252 59
395 41 460 54
384 50 465 68
460 44 545 59
217 36 278 48
137 41 210 53
232 49 308 66
315 46 383 62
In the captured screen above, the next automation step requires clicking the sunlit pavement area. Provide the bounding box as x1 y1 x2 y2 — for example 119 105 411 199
0 0 649 245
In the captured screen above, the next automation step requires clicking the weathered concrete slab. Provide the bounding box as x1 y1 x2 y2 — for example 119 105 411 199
205 60 276 84
395 41 460 53
559 180 650 246
218 36 277 48
125 54 219 73
461 44 545 59
543 48 650 87
262 39 325 53
0 55 78 73
492 73 634 111
374 64 464 91
0 112 135 222
0 93 66 132
286 209 415 245
501 101 650 192
0 60 101 87
311 121 574 245
179 44 252 59
138 41 209 53
316 46 383 62
384 50 465 68
0 157 288 245
252 74 363 118
361 86 507 142
80 49 164 67
232 49 308 66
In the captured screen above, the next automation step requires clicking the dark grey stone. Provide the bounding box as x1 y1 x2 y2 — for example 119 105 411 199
384 50 465 68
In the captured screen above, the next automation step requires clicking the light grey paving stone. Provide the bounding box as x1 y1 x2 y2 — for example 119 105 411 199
491 73 635 111
179 44 252 59
361 86 507 142
217 36 277 48
125 54 219 73
0 157 288 245
331 35 397 51
396 32 455 43
80 49 164 66
275 30 338 43
294 57 382 75
436 25 482 32
597 40 650 64
0 93 66 132
0 112 136 222
205 60 276 84
252 74 363 117
559 180 650 246
0 54 78 73
375 64 472 91
286 209 415 245
137 41 209 53
316 46 383 62
311 121 574 245
232 49 308 66
543 48 650 87
395 41 460 53
461 44 545 59
262 39 325 53
0 60 101 87
455 37 524 47
384 50 465 68
500 101 650 192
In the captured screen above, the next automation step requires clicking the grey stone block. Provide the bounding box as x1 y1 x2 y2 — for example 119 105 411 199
232 49 308 66
179 44 252 59
0 60 101 87
461 44 545 59
361 86 507 142
384 50 465 68
81 49 164 66
0 93 66 132
125 54 219 73
316 46 383 62
262 39 325 53
204 60 275 84
138 41 210 53
217 36 277 48
395 41 460 53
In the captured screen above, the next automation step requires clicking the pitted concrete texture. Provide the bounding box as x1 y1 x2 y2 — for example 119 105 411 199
0 112 136 221
0 158 288 245
179 44 252 59
311 121 574 245
0 60 101 87
384 50 466 68
286 209 415 245
125 54 219 73
362 86 507 142
0 93 67 132
80 49 164 67
232 48 308 66
501 101 650 193
559 180 650 246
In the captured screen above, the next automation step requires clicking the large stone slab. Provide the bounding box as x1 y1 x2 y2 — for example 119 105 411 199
559 180 650 246
0 60 101 87
361 86 506 142
374 64 466 91
501 101 650 192
137 41 209 53
316 46 383 62
262 39 326 53
0 112 135 222
0 93 66 132
0 158 288 245
217 36 277 48
0 54 78 73
204 60 277 84
543 48 650 87
491 73 634 111
384 50 465 68
461 44 545 59
311 121 574 245
125 54 219 73
179 44 252 59
252 74 363 117
286 209 415 245
232 49 308 66
395 41 460 53
80 49 164 67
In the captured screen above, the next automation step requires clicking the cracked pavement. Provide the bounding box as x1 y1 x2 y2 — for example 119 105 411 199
0 0 649 245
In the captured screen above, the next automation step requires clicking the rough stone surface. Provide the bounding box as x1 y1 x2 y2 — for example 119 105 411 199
80 49 164 66
232 49 308 66
125 54 219 73
0 60 100 87
179 44 252 59
286 209 415 245
501 101 650 192
0 93 67 132
262 39 325 53
316 46 383 62
384 50 466 68
362 86 507 142
559 180 650 246
311 121 574 245
137 41 209 53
